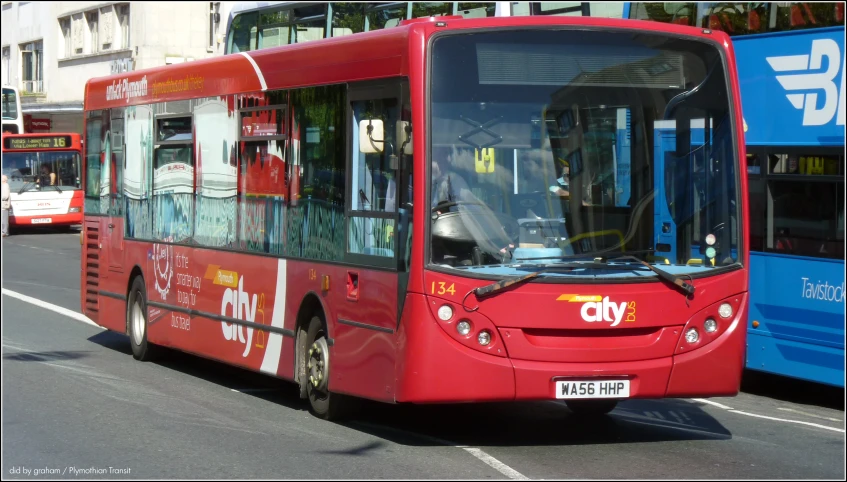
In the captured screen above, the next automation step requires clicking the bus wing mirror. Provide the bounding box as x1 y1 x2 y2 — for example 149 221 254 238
396 121 412 155
359 119 384 154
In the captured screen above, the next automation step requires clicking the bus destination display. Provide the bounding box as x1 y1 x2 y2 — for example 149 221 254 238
3 135 73 150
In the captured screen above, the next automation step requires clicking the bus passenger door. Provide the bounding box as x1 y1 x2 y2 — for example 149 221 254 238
334 81 409 401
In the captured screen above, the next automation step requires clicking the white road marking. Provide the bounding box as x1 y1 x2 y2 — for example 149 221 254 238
2 288 102 330
463 447 530 480
777 407 842 423
691 398 844 433
352 421 527 480
5 280 80 292
731 410 845 433
230 388 278 393
12 243 58 253
692 398 735 410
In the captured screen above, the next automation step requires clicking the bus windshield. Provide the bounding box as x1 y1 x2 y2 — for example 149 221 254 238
2 151 82 192
429 29 739 275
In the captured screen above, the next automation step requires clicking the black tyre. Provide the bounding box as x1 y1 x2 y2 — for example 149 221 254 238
304 315 351 420
565 400 618 416
127 276 158 361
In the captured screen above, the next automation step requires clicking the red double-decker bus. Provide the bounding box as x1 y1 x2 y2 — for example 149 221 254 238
81 14 749 419
2 132 84 229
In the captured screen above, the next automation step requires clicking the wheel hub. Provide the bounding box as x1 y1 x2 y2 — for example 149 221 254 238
307 337 329 392
132 300 144 346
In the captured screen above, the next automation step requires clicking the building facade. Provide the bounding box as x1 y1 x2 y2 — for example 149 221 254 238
1 1 234 134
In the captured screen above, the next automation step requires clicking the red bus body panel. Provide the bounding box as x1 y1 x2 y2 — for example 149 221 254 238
81 16 749 405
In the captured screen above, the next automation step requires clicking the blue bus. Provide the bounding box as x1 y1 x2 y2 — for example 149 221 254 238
625 2 845 387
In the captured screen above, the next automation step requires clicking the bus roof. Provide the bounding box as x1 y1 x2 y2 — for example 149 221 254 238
84 15 729 112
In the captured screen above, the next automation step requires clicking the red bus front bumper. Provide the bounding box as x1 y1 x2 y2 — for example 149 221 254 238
10 212 83 226
395 292 746 403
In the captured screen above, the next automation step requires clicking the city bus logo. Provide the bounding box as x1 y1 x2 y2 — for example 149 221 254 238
557 294 636 327
766 38 845 127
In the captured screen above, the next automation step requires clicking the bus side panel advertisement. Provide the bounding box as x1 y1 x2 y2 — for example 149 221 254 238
734 27 845 146
747 253 845 386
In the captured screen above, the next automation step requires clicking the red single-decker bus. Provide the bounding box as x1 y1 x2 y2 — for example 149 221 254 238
2 132 84 229
82 14 749 419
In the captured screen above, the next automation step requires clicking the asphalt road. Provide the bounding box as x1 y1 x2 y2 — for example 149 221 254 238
2 227 844 479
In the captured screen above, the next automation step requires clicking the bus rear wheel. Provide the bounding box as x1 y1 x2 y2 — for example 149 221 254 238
565 400 618 416
304 315 350 420
127 276 158 361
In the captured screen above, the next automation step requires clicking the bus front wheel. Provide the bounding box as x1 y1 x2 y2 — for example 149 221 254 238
127 276 158 361
304 315 350 420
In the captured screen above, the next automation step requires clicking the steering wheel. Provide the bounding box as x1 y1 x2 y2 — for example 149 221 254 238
431 199 520 242
431 199 489 213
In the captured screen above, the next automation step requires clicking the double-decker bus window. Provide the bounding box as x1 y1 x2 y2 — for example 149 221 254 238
367 4 408 30
195 96 239 248
629 2 844 35
259 9 291 49
531 2 584 16
331 3 366 37
411 2 452 18
768 179 844 259
124 105 154 239
752 152 846 260
701 3 769 35
629 2 697 26
227 11 258 53
773 2 845 31
457 3 497 18
291 4 328 44
748 176 766 252
153 115 194 243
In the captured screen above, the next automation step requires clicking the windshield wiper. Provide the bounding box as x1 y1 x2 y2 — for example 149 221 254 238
605 255 695 297
473 252 695 300
474 259 659 298
17 180 36 194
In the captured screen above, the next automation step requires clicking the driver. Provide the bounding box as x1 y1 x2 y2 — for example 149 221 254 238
430 146 515 264
548 158 590 207
431 146 476 207
548 158 573 199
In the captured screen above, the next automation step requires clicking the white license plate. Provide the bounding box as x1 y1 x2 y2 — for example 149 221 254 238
555 380 630 399
31 218 52 224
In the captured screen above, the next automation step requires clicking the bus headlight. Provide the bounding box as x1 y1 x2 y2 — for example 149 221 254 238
704 318 718 333
685 328 700 344
718 303 733 319
456 320 471 336
68 207 81 213
477 330 492 346
437 305 453 321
